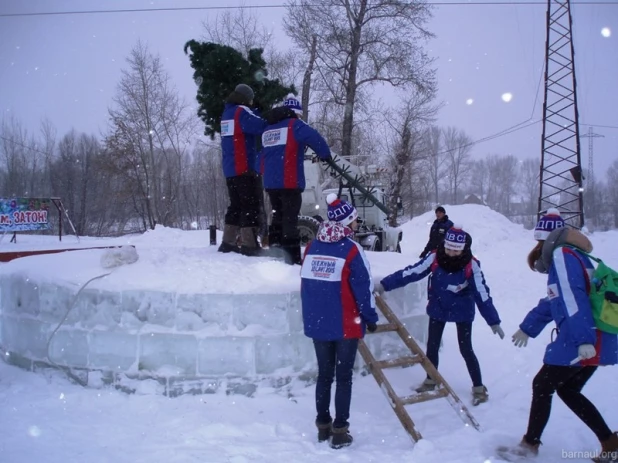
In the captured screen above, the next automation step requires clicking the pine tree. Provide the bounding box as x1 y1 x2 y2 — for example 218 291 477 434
184 41 295 138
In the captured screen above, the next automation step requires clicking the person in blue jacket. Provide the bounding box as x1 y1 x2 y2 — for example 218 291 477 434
219 83 267 256
500 209 618 461
300 193 379 449
262 94 331 265
375 225 504 405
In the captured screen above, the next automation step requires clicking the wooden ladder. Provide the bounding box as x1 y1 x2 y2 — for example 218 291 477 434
357 294 481 442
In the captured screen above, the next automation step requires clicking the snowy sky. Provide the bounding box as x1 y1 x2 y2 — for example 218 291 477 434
0 0 617 175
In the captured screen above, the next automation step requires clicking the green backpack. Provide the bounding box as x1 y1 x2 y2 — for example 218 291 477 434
573 249 618 335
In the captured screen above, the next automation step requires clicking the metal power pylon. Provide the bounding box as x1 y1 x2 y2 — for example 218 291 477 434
538 0 584 227
580 126 604 186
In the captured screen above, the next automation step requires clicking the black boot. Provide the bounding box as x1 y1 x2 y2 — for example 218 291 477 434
330 426 353 449
239 227 263 256
282 245 302 265
315 420 332 443
268 226 282 248
217 224 240 253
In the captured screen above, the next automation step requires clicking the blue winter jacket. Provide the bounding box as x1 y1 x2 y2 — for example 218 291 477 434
520 246 618 367
220 104 267 178
300 221 379 341
380 252 500 325
262 116 331 190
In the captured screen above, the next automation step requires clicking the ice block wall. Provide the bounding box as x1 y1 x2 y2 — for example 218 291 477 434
0 271 429 394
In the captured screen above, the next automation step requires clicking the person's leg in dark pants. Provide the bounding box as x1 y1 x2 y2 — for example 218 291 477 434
237 173 260 229
255 175 268 245
455 321 483 388
312 338 359 448
236 173 261 255
416 317 445 392
333 339 359 429
219 176 242 253
556 366 614 442
313 340 336 427
524 364 613 446
267 190 283 247
280 190 303 265
224 176 241 227
426 318 446 370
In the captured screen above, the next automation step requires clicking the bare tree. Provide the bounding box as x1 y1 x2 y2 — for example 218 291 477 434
469 158 489 203
40 118 57 194
422 126 444 204
202 6 271 57
179 142 228 230
285 0 436 159
583 168 604 230
50 131 102 235
201 6 304 93
605 159 618 228
382 93 438 225
486 154 519 215
519 158 540 215
442 127 473 204
0 116 43 197
104 41 196 230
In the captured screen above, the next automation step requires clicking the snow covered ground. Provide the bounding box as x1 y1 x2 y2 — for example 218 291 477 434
1 204 617 463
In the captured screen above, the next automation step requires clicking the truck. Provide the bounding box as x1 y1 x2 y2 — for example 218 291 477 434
297 149 403 253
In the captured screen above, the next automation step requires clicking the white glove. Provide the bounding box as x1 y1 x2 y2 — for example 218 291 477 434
374 281 385 296
512 329 529 348
570 344 596 365
491 325 505 340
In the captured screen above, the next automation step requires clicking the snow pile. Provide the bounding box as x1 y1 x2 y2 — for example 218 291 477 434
100 245 139 269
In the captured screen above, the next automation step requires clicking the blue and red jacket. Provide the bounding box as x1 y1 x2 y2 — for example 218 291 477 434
261 110 331 190
520 246 618 366
220 103 267 178
380 252 500 325
300 221 379 341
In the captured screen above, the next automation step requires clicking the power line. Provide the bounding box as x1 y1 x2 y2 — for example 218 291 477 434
580 123 618 130
434 53 545 156
1 2 617 18
0 135 51 157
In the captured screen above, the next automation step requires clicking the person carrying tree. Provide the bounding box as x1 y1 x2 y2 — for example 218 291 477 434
261 94 331 265
218 83 267 256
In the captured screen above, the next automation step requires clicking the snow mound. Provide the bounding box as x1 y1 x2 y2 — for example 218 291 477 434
100 245 139 269
398 204 529 257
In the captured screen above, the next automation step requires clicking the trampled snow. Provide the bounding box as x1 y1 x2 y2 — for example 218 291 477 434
1 204 617 463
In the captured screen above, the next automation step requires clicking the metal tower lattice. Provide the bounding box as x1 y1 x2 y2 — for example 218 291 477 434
538 0 584 227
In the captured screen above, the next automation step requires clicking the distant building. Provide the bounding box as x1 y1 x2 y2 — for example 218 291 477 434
463 194 484 205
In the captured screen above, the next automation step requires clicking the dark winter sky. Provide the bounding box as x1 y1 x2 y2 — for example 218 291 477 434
0 0 617 178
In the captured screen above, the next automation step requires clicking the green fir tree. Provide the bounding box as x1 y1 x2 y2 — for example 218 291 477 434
184 40 295 138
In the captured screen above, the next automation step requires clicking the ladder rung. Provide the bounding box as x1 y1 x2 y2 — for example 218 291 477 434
400 388 450 405
373 323 398 333
374 356 422 369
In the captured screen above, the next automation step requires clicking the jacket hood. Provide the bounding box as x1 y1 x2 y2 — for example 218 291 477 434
263 106 298 125
317 221 354 243
536 228 593 273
